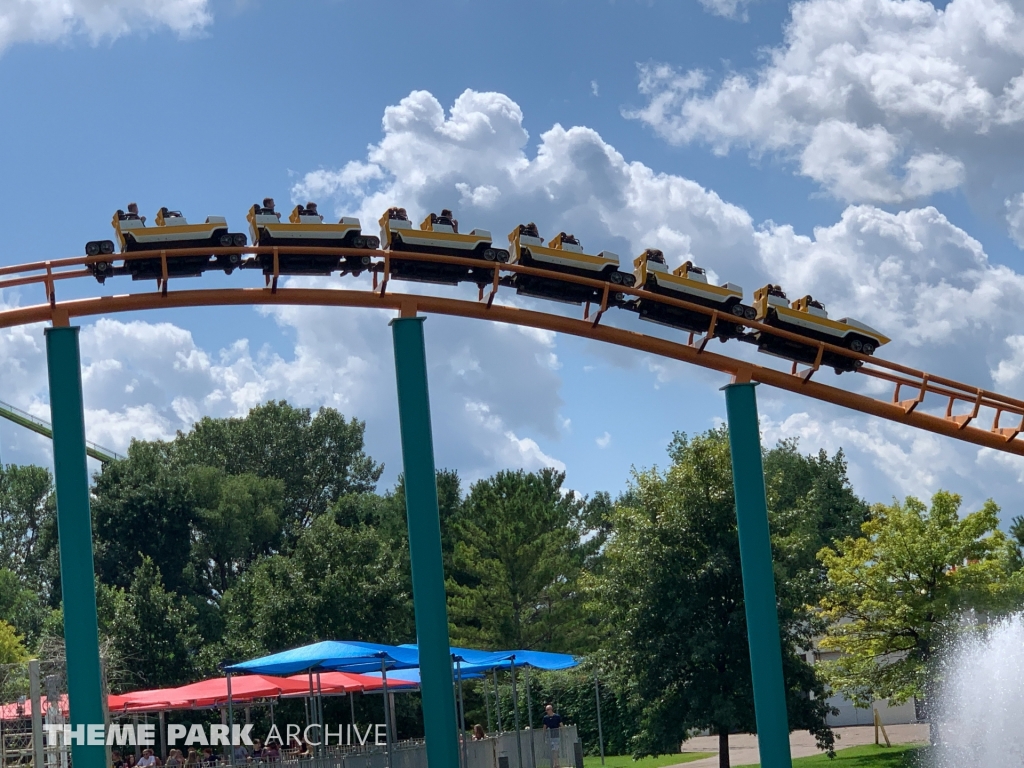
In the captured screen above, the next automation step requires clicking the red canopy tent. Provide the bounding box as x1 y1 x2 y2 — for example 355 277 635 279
115 675 315 712
284 671 415 693
4 672 419 718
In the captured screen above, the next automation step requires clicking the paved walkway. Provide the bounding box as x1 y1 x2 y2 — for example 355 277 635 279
675 723 930 766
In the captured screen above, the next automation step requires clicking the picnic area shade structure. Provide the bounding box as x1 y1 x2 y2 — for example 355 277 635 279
283 671 415 693
223 640 420 676
109 673 392 713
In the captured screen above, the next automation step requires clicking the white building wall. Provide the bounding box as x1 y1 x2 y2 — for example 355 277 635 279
824 695 917 727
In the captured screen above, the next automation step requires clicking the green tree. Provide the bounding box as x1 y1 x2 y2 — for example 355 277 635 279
187 469 285 600
218 515 411 663
1009 515 1024 570
597 429 837 766
0 464 55 583
101 557 202 689
0 568 47 647
92 441 197 594
817 491 1011 738
446 468 602 652
171 401 383 536
0 619 28 664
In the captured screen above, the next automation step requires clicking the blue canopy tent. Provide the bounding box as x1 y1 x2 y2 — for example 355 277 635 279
226 641 425 767
226 642 589 768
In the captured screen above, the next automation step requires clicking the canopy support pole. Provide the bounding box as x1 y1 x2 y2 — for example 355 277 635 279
484 675 493 735
593 671 604 766
390 316 460 768
158 712 166 762
525 667 536 768
457 660 468 768
316 673 325 757
46 326 105 768
380 658 392 768
723 382 793 768
306 671 314 737
493 670 503 732
226 672 234 766
510 659 523 768
350 691 356 728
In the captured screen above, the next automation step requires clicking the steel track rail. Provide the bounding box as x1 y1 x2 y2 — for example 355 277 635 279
2 244 1022 455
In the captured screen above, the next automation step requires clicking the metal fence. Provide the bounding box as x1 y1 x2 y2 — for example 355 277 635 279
264 726 579 768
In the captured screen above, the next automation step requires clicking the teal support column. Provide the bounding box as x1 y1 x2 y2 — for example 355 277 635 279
723 382 792 768
46 326 105 768
390 317 460 768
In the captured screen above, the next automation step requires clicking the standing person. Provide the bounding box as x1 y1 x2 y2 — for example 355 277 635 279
472 724 486 741
232 743 249 764
542 704 563 768
137 749 157 767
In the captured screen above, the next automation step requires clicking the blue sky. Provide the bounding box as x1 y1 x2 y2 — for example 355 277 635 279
2 0 1024 520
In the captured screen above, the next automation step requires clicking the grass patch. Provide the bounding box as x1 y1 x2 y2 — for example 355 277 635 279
582 753 714 768
779 743 927 767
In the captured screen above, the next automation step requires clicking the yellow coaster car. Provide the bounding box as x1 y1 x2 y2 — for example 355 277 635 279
630 248 754 339
507 224 635 304
379 207 509 285
87 207 247 283
246 204 379 276
753 285 890 373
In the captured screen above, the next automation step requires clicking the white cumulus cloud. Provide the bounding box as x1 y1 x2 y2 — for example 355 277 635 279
629 0 1024 210
697 0 752 21
1006 192 1024 247
0 0 212 53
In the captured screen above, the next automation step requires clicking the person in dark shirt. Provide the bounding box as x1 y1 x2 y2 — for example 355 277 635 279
542 704 563 768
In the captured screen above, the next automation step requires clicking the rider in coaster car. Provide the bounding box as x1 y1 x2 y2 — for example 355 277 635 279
259 197 281 219
519 223 540 238
768 285 787 298
558 232 580 246
160 207 183 219
644 248 665 264
387 207 409 221
118 203 146 223
300 202 322 218
437 209 459 233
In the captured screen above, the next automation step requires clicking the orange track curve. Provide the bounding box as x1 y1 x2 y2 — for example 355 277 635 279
3 244 1023 457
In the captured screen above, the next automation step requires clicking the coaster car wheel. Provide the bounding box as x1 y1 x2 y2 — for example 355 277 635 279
85 241 100 256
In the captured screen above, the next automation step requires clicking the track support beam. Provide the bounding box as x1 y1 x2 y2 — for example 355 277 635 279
46 326 106 768
390 316 460 768
723 382 793 768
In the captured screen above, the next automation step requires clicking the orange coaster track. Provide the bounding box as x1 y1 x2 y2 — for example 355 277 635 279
5 245 1024 456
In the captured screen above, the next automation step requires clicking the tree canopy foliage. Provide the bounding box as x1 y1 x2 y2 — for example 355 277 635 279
596 428 857 764
817 492 1014 716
